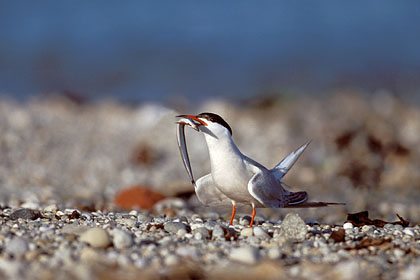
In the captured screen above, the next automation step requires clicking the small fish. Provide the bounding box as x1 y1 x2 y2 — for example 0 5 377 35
176 116 200 131
176 122 197 188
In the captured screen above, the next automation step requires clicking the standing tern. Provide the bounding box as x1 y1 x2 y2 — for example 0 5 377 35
176 112 343 227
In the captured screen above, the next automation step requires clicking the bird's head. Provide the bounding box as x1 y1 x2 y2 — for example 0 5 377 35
176 112 232 138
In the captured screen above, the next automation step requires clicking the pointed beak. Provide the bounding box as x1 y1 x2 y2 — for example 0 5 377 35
176 114 207 126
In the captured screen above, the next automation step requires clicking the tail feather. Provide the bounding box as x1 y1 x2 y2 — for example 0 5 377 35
285 191 308 206
271 141 311 181
285 201 346 208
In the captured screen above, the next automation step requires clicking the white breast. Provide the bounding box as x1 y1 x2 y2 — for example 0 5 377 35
204 134 255 202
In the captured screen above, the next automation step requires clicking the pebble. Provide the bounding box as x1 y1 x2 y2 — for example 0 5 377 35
9 209 42 220
240 227 253 237
164 222 187 234
403 227 416 237
43 204 58 213
112 229 133 249
193 227 210 239
229 246 260 264
253 227 270 239
137 213 153 223
61 224 89 235
120 218 137 228
343 222 354 230
212 225 225 239
6 237 29 257
79 228 111 248
278 213 307 242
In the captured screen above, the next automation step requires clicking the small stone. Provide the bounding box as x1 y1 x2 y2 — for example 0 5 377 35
112 229 133 249
193 227 210 239
403 227 415 237
212 225 225 239
278 213 307 242
240 227 253 237
43 204 58 213
20 201 39 209
361 225 373 233
121 218 137 228
164 222 187 234
177 229 187 237
229 246 260 264
6 237 29 257
253 227 270 239
343 222 354 230
137 213 152 223
9 208 42 220
61 224 89 235
79 228 111 248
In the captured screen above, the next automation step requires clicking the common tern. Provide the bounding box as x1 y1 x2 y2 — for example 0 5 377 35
176 112 343 227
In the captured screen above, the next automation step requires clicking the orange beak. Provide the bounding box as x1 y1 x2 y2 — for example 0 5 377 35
176 114 208 126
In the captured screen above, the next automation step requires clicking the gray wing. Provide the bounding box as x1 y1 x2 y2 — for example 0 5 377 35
271 141 311 181
195 174 232 207
248 169 308 208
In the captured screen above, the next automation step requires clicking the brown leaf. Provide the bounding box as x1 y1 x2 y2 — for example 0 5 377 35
346 211 410 227
329 229 345 243
114 185 166 210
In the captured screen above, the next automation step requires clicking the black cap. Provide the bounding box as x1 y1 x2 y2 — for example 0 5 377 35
197 112 232 135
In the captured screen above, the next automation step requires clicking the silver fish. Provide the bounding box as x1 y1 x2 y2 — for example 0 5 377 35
176 122 197 188
176 116 200 131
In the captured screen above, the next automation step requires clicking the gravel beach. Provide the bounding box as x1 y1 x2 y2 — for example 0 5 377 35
0 93 419 279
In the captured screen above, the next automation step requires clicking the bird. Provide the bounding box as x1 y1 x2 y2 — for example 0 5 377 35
176 112 342 227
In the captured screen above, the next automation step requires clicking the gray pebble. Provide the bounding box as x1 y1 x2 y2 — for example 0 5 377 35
6 237 29 257
253 227 270 239
137 213 152 223
61 224 90 236
164 222 187 234
229 246 260 264
278 213 308 242
9 208 42 220
193 227 210 239
212 225 225 240
113 229 133 249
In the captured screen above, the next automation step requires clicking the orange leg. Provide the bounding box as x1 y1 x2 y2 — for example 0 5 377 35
229 203 236 225
249 204 256 227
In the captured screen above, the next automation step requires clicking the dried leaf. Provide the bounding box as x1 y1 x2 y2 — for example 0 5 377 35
346 211 410 227
329 229 345 243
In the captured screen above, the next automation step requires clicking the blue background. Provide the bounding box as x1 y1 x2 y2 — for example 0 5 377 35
1 1 420 102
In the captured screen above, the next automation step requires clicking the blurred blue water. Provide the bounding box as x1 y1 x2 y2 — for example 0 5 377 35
1 1 420 102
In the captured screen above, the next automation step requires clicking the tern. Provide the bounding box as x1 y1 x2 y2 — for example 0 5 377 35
176 112 343 227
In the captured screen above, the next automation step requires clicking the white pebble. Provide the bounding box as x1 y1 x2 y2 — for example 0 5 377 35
43 204 58 213
343 222 354 230
79 228 111 248
403 227 416 237
240 227 253 237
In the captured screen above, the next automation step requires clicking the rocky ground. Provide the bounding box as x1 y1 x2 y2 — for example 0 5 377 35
0 92 419 279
